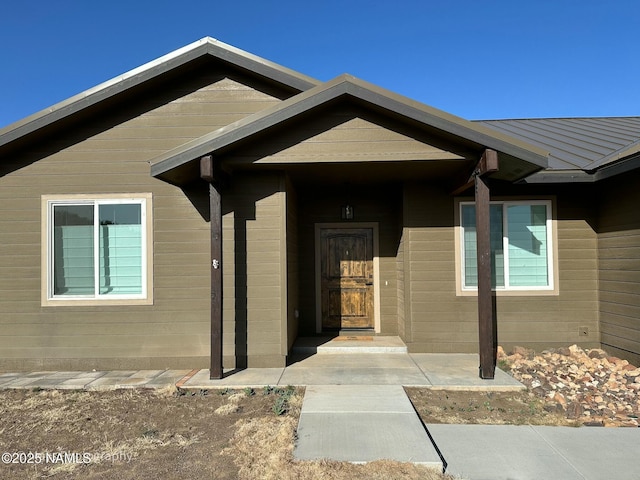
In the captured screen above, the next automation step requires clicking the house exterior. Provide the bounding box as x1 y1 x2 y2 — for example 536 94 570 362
1 38 639 373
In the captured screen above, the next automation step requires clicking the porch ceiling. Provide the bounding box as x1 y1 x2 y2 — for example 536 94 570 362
241 158 474 186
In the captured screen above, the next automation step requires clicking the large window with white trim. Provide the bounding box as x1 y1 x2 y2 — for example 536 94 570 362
45 196 151 302
460 200 554 291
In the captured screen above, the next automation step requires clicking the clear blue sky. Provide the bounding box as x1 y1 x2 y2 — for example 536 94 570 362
1 0 639 129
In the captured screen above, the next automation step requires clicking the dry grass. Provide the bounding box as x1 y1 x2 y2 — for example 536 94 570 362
225 408 449 480
0 387 456 479
223 391 450 480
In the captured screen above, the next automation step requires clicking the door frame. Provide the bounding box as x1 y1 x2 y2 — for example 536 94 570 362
314 222 380 333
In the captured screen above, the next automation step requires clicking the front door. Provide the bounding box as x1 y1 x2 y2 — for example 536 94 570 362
320 228 374 330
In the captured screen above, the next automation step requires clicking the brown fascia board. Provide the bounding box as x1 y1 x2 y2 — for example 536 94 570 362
519 169 595 184
0 37 319 150
151 74 549 180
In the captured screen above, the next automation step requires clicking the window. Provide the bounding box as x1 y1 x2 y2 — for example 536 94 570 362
43 194 152 304
459 200 554 291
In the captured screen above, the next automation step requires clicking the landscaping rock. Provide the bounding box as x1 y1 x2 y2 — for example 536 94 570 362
502 344 640 427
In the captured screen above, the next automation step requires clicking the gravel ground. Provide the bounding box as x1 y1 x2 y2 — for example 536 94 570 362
499 344 640 427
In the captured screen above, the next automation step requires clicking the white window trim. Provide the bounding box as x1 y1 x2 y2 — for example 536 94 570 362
454 198 559 297
41 193 153 306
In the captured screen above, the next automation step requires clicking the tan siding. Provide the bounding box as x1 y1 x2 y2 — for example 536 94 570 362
404 184 600 354
0 68 289 370
231 108 464 165
598 170 640 363
396 228 406 339
286 176 299 352
221 173 286 367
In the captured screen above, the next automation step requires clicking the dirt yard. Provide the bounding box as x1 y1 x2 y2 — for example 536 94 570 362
0 385 450 480
1 345 637 479
405 388 572 426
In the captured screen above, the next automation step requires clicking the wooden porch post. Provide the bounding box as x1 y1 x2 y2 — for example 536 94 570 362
475 149 498 379
200 155 223 380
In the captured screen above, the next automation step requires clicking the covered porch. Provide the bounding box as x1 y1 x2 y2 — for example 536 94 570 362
150 74 548 379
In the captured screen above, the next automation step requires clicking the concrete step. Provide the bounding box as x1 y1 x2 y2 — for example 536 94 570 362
292 336 408 354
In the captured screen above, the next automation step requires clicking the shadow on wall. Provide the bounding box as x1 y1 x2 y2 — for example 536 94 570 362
182 173 282 370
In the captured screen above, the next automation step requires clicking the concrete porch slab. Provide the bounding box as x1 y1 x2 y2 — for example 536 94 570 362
142 369 192 388
279 367 431 386
281 352 432 386
411 353 525 391
181 367 285 389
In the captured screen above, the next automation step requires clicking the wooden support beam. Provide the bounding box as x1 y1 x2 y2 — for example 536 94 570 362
200 154 231 187
209 182 223 379
478 148 499 175
451 149 499 195
475 173 495 379
475 149 498 379
200 155 214 183
200 155 223 380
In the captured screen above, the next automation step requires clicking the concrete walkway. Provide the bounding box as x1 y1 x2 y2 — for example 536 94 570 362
295 385 441 466
1 343 638 480
428 424 640 480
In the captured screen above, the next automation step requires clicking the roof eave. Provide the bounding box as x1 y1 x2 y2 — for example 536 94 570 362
522 150 640 184
586 140 640 170
519 170 595 184
0 37 319 150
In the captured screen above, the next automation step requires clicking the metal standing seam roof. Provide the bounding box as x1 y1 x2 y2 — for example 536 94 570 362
479 117 640 171
0 37 320 150
150 73 549 182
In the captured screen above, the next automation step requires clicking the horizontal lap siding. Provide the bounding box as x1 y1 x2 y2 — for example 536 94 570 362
233 107 463 165
405 184 470 352
222 173 286 367
286 177 299 353
397 230 406 340
0 70 284 370
405 184 599 353
598 170 640 365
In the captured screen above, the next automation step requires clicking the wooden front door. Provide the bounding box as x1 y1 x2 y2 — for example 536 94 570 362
320 228 374 330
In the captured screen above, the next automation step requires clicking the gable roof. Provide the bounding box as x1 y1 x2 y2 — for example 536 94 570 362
3 37 638 186
0 37 319 152
151 74 549 185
